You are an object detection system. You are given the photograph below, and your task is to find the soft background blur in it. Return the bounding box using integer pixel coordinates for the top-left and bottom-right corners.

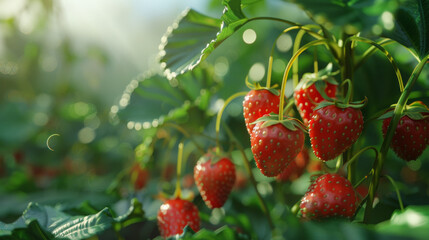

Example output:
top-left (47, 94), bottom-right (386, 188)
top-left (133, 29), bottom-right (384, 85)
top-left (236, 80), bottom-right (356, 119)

top-left (0, 0), bottom-right (213, 218)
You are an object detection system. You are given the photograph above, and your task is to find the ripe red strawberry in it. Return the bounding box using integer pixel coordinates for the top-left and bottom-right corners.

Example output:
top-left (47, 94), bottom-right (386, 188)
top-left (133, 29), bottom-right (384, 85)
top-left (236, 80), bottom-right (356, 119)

top-left (382, 115), bottom-right (427, 161)
top-left (194, 152), bottom-right (236, 209)
top-left (294, 66), bottom-right (338, 126)
top-left (300, 173), bottom-right (358, 219)
top-left (295, 82), bottom-right (337, 126)
top-left (251, 115), bottom-right (305, 177)
top-left (130, 163), bottom-right (150, 190)
top-left (309, 104), bottom-right (363, 161)
top-left (276, 147), bottom-right (310, 182)
top-left (243, 89), bottom-right (282, 134)
top-left (157, 198), bottom-right (200, 238)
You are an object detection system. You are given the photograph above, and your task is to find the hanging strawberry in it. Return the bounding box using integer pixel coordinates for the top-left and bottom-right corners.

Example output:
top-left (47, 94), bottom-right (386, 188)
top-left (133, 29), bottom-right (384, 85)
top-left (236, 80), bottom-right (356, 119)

top-left (308, 80), bottom-right (365, 161)
top-left (194, 150), bottom-right (236, 209)
top-left (250, 114), bottom-right (306, 177)
top-left (380, 101), bottom-right (429, 161)
top-left (294, 64), bottom-right (338, 126)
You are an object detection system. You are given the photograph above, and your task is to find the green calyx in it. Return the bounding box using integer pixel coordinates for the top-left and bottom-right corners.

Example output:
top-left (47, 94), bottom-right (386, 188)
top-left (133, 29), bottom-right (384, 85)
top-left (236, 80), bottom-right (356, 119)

top-left (199, 148), bottom-right (227, 165)
top-left (251, 113), bottom-right (307, 133)
top-left (378, 101), bottom-right (429, 121)
top-left (245, 75), bottom-right (280, 95)
top-left (313, 78), bottom-right (367, 111)
top-left (314, 97), bottom-right (368, 111)
top-left (296, 63), bottom-right (339, 103)
top-left (299, 63), bottom-right (339, 87)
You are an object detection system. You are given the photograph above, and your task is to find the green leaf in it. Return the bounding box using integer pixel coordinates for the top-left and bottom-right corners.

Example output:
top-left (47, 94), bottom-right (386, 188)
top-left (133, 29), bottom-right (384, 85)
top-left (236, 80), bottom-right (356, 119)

top-left (376, 205), bottom-right (429, 239)
top-left (114, 65), bottom-right (217, 129)
top-left (289, 0), bottom-right (396, 34)
top-left (0, 220), bottom-right (55, 240)
top-left (0, 199), bottom-right (145, 240)
top-left (384, 0), bottom-right (429, 59)
top-left (159, 0), bottom-right (248, 79)
top-left (167, 225), bottom-right (249, 240)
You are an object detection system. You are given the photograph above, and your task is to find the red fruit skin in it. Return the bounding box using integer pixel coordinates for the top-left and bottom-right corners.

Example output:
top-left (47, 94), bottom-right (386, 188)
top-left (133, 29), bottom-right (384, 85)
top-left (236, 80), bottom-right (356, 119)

top-left (300, 173), bottom-right (358, 219)
top-left (276, 148), bottom-right (310, 182)
top-left (382, 115), bottom-right (428, 161)
top-left (251, 121), bottom-right (305, 177)
top-left (309, 105), bottom-right (363, 161)
top-left (294, 81), bottom-right (337, 126)
top-left (157, 198), bottom-right (200, 238)
top-left (131, 163), bottom-right (150, 190)
top-left (243, 89), bottom-right (281, 134)
top-left (194, 156), bottom-right (236, 209)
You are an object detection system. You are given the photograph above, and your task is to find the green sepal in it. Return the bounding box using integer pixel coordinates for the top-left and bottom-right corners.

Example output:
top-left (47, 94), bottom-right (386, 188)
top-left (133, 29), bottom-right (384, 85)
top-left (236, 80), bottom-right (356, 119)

top-left (378, 101), bottom-right (429, 120)
top-left (245, 75), bottom-right (280, 95)
top-left (313, 97), bottom-right (368, 111)
top-left (198, 148), bottom-right (228, 165)
top-left (297, 63), bottom-right (339, 90)
top-left (251, 113), bottom-right (308, 133)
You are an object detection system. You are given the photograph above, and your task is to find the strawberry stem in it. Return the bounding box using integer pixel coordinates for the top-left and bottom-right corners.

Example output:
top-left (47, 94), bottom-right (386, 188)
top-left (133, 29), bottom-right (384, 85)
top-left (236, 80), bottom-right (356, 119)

top-left (279, 39), bottom-right (328, 121)
top-left (383, 175), bottom-right (404, 211)
top-left (354, 39), bottom-right (395, 70)
top-left (340, 79), bottom-right (353, 105)
top-left (347, 36), bottom-right (404, 92)
top-left (266, 56), bottom-right (273, 89)
top-left (344, 146), bottom-right (378, 182)
top-left (215, 92), bottom-right (248, 154)
top-left (222, 123), bottom-right (274, 231)
top-left (353, 173), bottom-right (371, 189)
top-left (364, 55), bottom-right (428, 223)
top-left (173, 142), bottom-right (184, 199)
top-left (313, 47), bottom-right (319, 77)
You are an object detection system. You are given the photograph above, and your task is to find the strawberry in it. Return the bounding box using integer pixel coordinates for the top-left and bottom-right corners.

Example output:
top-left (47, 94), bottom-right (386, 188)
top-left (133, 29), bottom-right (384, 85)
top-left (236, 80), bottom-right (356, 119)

top-left (300, 173), bottom-right (358, 219)
top-left (250, 114), bottom-right (305, 177)
top-left (276, 147), bottom-right (310, 182)
top-left (294, 64), bottom-right (338, 126)
top-left (194, 152), bottom-right (236, 209)
top-left (309, 104), bottom-right (364, 161)
top-left (130, 163), bottom-right (150, 190)
top-left (157, 198), bottom-right (200, 238)
top-left (381, 106), bottom-right (428, 161)
top-left (243, 89), bottom-right (282, 134)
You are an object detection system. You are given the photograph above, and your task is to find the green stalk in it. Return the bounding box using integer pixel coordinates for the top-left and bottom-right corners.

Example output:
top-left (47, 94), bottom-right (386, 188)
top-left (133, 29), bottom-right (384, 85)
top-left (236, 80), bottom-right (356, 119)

top-left (292, 29), bottom-right (306, 87)
top-left (354, 39), bottom-right (394, 70)
top-left (173, 142), bottom-right (185, 199)
top-left (279, 39), bottom-right (328, 120)
top-left (384, 175), bottom-right (404, 211)
top-left (266, 25), bottom-right (322, 88)
top-left (215, 92), bottom-right (248, 154)
top-left (341, 34), bottom-right (355, 181)
top-left (223, 124), bottom-right (274, 230)
top-left (364, 55), bottom-right (428, 222)
top-left (348, 36), bottom-right (404, 92)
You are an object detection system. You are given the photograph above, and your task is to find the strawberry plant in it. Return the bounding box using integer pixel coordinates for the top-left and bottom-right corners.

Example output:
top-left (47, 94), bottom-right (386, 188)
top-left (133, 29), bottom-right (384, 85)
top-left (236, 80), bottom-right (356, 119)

top-left (1, 0), bottom-right (429, 239)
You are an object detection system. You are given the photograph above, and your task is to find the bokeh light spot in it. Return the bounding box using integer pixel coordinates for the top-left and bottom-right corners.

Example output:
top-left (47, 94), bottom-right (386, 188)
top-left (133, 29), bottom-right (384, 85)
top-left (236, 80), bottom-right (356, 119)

top-left (78, 127), bottom-right (95, 144)
top-left (243, 29), bottom-right (257, 44)
top-left (276, 34), bottom-right (292, 52)
top-left (248, 62), bottom-right (265, 82)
